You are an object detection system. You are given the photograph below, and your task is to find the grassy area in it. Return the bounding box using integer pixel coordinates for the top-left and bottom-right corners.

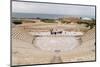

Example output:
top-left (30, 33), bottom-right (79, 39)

top-left (41, 19), bottom-right (56, 23)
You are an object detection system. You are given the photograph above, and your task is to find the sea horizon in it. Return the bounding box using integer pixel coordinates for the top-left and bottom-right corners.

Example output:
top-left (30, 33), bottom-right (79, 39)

top-left (12, 12), bottom-right (95, 19)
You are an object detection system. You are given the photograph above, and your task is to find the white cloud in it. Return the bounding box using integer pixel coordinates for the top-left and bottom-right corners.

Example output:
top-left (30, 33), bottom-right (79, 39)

top-left (12, 1), bottom-right (95, 17)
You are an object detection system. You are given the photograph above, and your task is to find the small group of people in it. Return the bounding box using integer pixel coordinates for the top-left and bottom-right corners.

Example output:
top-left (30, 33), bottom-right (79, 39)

top-left (50, 28), bottom-right (63, 35)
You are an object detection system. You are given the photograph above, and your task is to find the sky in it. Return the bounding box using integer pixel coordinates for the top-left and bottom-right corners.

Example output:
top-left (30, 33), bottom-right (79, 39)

top-left (12, 1), bottom-right (95, 17)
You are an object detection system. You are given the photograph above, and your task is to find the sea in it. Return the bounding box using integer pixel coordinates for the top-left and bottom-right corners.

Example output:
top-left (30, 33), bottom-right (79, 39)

top-left (12, 13), bottom-right (95, 19)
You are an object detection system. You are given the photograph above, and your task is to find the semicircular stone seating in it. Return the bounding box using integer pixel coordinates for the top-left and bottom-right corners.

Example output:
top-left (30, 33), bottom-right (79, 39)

top-left (60, 28), bottom-right (95, 62)
top-left (12, 24), bottom-right (95, 65)
top-left (12, 26), bottom-right (54, 65)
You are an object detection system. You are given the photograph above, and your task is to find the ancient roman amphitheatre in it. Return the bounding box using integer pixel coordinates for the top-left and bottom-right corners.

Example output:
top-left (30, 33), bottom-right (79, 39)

top-left (12, 16), bottom-right (96, 66)
top-left (12, 1), bottom-right (96, 66)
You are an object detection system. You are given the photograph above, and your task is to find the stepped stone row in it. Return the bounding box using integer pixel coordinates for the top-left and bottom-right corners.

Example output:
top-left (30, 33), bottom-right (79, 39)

top-left (12, 27), bottom-right (34, 44)
top-left (82, 28), bottom-right (95, 42)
